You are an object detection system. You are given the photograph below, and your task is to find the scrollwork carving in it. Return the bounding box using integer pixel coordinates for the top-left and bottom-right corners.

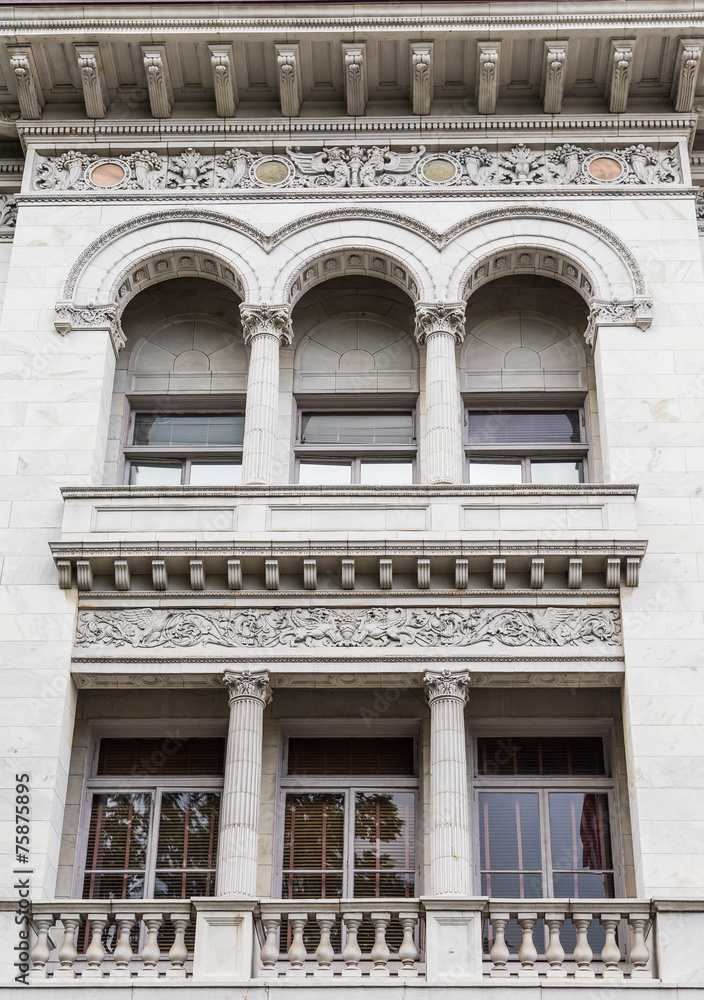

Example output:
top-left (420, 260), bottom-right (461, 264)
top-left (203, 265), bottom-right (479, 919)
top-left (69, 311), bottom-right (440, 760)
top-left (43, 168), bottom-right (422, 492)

top-left (74, 606), bottom-right (623, 651)
top-left (414, 302), bottom-right (466, 344)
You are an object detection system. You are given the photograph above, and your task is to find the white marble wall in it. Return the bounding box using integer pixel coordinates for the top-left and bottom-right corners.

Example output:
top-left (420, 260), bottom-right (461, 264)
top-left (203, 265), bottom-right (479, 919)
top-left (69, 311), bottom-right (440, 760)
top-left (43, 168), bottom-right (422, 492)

top-left (0, 188), bottom-right (703, 905)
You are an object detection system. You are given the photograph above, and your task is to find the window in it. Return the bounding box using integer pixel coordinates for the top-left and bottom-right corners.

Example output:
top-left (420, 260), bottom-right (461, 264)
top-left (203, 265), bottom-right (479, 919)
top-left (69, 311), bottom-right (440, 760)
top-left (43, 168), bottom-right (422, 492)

top-left (78, 737), bottom-right (225, 951)
top-left (278, 736), bottom-right (418, 953)
top-left (474, 734), bottom-right (620, 956)
top-left (295, 410), bottom-right (416, 485)
top-left (465, 408), bottom-right (588, 484)
top-left (124, 411), bottom-right (244, 486)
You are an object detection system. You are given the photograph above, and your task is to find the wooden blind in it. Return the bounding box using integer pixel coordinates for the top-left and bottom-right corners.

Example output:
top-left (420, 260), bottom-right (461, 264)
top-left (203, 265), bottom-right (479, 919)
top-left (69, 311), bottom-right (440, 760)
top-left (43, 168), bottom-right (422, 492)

top-left (82, 792), bottom-right (152, 900)
top-left (287, 737), bottom-right (414, 776)
top-left (97, 737), bottom-right (225, 776)
top-left (477, 736), bottom-right (606, 776)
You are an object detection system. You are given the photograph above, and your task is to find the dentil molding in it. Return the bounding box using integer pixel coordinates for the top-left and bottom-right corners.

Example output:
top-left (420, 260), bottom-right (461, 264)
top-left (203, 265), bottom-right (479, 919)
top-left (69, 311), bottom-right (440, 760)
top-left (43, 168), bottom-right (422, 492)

top-left (74, 606), bottom-right (622, 651)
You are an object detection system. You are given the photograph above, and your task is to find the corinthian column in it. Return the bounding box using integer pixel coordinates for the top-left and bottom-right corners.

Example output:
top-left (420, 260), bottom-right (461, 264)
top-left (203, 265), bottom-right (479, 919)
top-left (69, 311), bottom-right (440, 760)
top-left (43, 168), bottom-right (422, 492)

top-left (240, 304), bottom-right (293, 485)
top-left (415, 303), bottom-right (466, 484)
top-left (216, 669), bottom-right (272, 897)
top-left (425, 668), bottom-right (471, 896)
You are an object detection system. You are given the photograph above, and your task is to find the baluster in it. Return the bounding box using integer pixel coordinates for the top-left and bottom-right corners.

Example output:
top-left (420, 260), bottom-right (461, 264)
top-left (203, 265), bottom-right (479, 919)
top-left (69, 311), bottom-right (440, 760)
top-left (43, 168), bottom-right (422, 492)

top-left (398, 911), bottom-right (419, 978)
top-left (341, 911), bottom-right (362, 978)
top-left (286, 914), bottom-right (307, 978)
top-left (314, 912), bottom-right (335, 977)
top-left (601, 913), bottom-right (623, 978)
top-left (545, 912), bottom-right (566, 978)
top-left (138, 912), bottom-right (163, 978)
top-left (573, 913), bottom-right (595, 979)
top-left (83, 912), bottom-right (109, 979)
top-left (517, 912), bottom-right (538, 978)
top-left (166, 911), bottom-right (190, 979)
top-left (260, 913), bottom-right (281, 976)
top-left (29, 912), bottom-right (54, 980)
top-left (109, 912), bottom-right (135, 978)
top-left (370, 911), bottom-right (391, 978)
top-left (54, 913), bottom-right (80, 979)
top-left (628, 912), bottom-right (651, 979)
top-left (489, 912), bottom-right (511, 978)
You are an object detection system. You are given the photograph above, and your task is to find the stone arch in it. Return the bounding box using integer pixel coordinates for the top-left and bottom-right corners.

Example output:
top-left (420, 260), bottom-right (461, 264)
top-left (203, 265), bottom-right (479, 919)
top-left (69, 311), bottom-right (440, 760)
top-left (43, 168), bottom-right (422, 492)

top-left (55, 212), bottom-right (263, 351)
top-left (443, 206), bottom-right (651, 334)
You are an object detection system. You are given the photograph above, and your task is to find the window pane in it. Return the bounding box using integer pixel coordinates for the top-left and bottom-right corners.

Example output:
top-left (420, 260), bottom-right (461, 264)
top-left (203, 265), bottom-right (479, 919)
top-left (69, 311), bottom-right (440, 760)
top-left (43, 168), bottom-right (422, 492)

top-left (283, 793), bottom-right (345, 873)
top-left (530, 460), bottom-right (584, 484)
top-left (298, 461), bottom-right (352, 485)
top-left (155, 792), bottom-right (220, 871)
top-left (133, 413), bottom-right (245, 447)
top-left (301, 413), bottom-right (414, 445)
top-left (467, 411), bottom-right (581, 445)
top-left (469, 461), bottom-right (522, 485)
top-left (82, 793), bottom-right (151, 899)
top-left (188, 462), bottom-right (242, 486)
top-left (479, 792), bottom-right (542, 880)
top-left (129, 462), bottom-right (182, 486)
top-left (549, 793), bottom-right (613, 873)
top-left (354, 792), bottom-right (415, 882)
top-left (360, 461), bottom-right (414, 485)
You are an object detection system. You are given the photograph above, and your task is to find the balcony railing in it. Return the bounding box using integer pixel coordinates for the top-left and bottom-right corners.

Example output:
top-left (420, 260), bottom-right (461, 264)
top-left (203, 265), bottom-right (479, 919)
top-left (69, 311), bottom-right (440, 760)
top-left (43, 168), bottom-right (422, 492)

top-left (22, 896), bottom-right (669, 984)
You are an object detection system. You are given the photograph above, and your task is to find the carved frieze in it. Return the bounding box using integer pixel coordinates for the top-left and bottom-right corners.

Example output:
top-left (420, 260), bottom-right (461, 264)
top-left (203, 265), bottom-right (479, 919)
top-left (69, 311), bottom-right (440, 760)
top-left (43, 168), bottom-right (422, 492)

top-left (32, 142), bottom-right (682, 193)
top-left (74, 606), bottom-right (622, 651)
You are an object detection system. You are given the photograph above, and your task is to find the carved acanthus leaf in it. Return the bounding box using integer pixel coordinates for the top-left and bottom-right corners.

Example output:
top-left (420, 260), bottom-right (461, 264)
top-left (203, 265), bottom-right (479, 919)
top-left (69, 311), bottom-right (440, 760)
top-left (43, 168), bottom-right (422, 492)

top-left (275, 44), bottom-right (302, 117)
top-left (543, 41), bottom-right (568, 115)
top-left (606, 40), bottom-right (635, 114)
top-left (342, 43), bottom-right (367, 117)
top-left (75, 45), bottom-right (108, 119)
top-left (208, 43), bottom-right (238, 118)
top-left (8, 47), bottom-right (44, 120)
top-left (0, 194), bottom-right (17, 228)
top-left (424, 668), bottom-right (471, 704)
top-left (414, 302), bottom-right (466, 344)
top-left (476, 42), bottom-right (500, 115)
top-left (410, 43), bottom-right (433, 116)
top-left (223, 668), bottom-right (272, 706)
top-left (499, 144), bottom-right (545, 185)
top-left (142, 45), bottom-right (173, 119)
top-left (74, 606), bottom-right (623, 651)
top-left (239, 303), bottom-right (293, 345)
top-left (54, 301), bottom-right (124, 351)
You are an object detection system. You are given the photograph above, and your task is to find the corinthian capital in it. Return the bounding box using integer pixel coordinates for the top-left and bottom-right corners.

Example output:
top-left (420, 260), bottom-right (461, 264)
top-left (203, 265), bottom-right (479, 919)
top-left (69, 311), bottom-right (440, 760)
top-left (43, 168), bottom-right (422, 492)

top-left (414, 302), bottom-right (466, 345)
top-left (424, 668), bottom-right (471, 705)
top-left (239, 303), bottom-right (293, 346)
top-left (223, 669), bottom-right (272, 706)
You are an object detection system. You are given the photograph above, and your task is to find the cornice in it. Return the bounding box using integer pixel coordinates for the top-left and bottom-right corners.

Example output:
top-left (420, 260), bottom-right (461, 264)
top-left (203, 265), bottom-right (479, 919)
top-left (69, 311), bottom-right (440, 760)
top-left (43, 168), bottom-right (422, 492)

top-left (16, 114), bottom-right (697, 142)
top-left (60, 483), bottom-right (640, 499)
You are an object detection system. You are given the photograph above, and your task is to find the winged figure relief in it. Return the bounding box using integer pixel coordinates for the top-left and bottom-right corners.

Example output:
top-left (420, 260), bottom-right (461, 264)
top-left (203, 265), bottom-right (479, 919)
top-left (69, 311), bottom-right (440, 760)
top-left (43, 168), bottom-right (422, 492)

top-left (364, 145), bottom-right (426, 187)
top-left (286, 146), bottom-right (351, 187)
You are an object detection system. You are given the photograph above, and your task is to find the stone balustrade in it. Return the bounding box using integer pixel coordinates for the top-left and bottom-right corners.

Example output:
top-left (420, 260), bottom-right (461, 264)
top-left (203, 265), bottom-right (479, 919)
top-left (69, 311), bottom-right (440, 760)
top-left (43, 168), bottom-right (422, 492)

top-left (23, 897), bottom-right (663, 983)
top-left (486, 900), bottom-right (652, 980)
top-left (257, 898), bottom-right (421, 979)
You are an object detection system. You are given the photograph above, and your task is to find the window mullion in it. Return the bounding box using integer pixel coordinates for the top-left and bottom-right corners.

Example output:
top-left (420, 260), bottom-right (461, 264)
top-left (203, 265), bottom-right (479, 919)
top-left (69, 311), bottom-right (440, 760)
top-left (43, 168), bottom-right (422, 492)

top-left (539, 788), bottom-right (554, 899)
top-left (144, 788), bottom-right (161, 901)
top-left (344, 788), bottom-right (354, 898)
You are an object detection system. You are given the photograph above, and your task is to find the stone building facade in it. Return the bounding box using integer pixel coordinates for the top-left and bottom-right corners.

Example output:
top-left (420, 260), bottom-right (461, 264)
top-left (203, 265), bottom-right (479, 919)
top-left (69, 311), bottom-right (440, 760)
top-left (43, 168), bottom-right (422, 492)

top-left (0, 0), bottom-right (703, 995)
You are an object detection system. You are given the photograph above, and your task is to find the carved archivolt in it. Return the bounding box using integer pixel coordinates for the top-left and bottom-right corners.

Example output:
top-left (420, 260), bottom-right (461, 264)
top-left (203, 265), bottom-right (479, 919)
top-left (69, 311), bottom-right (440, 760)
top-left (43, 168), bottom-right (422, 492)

top-left (74, 606), bottom-right (622, 651)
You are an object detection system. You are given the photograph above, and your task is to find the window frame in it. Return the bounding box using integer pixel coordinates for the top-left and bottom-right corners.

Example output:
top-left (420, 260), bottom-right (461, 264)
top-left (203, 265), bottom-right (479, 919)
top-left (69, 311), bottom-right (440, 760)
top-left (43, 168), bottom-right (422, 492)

top-left (120, 397), bottom-right (246, 487)
top-left (273, 720), bottom-right (423, 900)
top-left (468, 720), bottom-right (625, 899)
top-left (292, 396), bottom-right (419, 485)
top-left (72, 722), bottom-right (227, 902)
top-left (463, 394), bottom-right (591, 485)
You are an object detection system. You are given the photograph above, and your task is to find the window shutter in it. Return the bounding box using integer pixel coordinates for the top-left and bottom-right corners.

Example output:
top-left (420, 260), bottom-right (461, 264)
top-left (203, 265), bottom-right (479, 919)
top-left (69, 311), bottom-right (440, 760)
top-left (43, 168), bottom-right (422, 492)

top-left (287, 737), bottom-right (414, 776)
top-left (97, 737), bottom-right (225, 776)
top-left (477, 736), bottom-right (606, 776)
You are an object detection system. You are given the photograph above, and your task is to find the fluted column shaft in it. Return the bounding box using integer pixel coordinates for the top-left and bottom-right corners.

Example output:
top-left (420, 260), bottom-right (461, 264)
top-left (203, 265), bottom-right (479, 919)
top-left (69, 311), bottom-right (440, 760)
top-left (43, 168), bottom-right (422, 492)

top-left (240, 304), bottom-right (293, 485)
top-left (425, 669), bottom-right (471, 896)
top-left (216, 669), bottom-right (272, 897)
top-left (415, 303), bottom-right (465, 485)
